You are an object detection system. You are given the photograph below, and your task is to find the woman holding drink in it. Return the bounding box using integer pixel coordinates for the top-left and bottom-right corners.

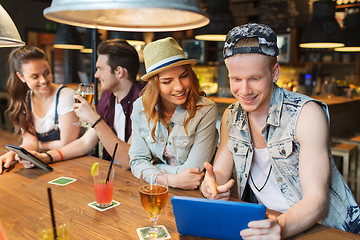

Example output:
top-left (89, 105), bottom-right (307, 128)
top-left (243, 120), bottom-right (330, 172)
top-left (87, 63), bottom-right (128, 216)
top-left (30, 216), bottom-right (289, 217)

top-left (129, 37), bottom-right (218, 190)
top-left (0, 45), bottom-right (80, 172)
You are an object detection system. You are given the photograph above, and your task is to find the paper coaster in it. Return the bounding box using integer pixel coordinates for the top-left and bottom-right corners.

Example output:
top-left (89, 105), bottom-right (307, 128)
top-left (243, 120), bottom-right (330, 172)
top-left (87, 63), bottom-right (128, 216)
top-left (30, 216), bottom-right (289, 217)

top-left (48, 177), bottom-right (77, 186)
top-left (88, 200), bottom-right (120, 211)
top-left (136, 225), bottom-right (171, 240)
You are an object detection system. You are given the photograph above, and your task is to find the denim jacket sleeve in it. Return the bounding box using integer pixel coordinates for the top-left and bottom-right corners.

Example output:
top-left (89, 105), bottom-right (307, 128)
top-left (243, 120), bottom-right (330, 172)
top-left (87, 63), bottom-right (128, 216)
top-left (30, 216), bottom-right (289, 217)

top-left (157, 99), bottom-right (218, 174)
top-left (129, 98), bottom-right (156, 179)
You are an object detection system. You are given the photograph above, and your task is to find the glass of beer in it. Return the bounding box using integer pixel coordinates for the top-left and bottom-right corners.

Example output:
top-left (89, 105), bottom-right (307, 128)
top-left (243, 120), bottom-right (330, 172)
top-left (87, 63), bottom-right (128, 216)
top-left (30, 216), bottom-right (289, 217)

top-left (139, 168), bottom-right (168, 239)
top-left (73, 83), bottom-right (94, 127)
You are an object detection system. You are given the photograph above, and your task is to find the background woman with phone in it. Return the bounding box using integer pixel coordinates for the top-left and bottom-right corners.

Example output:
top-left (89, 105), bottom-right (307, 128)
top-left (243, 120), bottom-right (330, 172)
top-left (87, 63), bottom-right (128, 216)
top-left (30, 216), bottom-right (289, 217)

top-left (0, 45), bottom-right (80, 173)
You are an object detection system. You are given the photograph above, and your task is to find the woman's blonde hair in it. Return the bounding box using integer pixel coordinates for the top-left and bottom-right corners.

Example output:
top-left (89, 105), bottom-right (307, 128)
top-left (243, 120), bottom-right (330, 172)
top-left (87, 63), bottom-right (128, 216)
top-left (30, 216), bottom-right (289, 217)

top-left (141, 65), bottom-right (205, 141)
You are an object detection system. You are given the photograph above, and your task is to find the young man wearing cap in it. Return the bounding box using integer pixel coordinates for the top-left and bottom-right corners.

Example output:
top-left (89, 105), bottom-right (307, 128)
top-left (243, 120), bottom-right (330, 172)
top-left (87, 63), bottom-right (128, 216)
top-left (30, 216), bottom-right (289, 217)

top-left (27, 39), bottom-right (144, 169)
top-left (200, 23), bottom-right (360, 238)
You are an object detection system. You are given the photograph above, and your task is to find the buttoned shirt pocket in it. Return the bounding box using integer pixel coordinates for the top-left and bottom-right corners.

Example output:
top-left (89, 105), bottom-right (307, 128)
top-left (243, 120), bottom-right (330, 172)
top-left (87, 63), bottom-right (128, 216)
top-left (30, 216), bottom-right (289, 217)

top-left (139, 127), bottom-right (156, 146)
top-left (228, 136), bottom-right (250, 172)
top-left (268, 139), bottom-right (298, 176)
top-left (173, 135), bottom-right (195, 164)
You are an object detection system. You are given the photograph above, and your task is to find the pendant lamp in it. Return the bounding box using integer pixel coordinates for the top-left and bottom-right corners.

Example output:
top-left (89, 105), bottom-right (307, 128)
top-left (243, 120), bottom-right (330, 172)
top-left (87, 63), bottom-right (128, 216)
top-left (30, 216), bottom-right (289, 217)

top-left (194, 0), bottom-right (235, 41)
top-left (81, 28), bottom-right (101, 53)
top-left (108, 31), bottom-right (145, 46)
top-left (43, 0), bottom-right (209, 32)
top-left (0, 4), bottom-right (25, 47)
top-left (53, 24), bottom-right (84, 50)
top-left (335, 10), bottom-right (360, 52)
top-left (300, 0), bottom-right (344, 48)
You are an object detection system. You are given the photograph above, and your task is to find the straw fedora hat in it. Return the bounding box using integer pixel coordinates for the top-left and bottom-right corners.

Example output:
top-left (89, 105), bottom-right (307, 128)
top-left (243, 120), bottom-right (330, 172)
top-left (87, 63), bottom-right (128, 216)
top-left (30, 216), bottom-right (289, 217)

top-left (141, 37), bottom-right (196, 81)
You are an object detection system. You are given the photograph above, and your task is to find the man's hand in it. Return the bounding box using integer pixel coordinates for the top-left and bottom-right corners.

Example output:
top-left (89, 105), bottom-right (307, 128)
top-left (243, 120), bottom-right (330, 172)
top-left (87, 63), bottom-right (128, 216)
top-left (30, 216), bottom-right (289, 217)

top-left (240, 214), bottom-right (281, 240)
top-left (200, 162), bottom-right (234, 200)
top-left (73, 95), bottom-right (99, 125)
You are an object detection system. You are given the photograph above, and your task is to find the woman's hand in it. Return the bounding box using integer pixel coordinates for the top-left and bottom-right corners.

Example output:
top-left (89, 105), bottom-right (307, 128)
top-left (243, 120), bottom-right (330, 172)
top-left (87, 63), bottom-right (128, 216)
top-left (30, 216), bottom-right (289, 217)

top-left (17, 151), bottom-right (51, 169)
top-left (0, 151), bottom-right (16, 174)
top-left (169, 168), bottom-right (205, 190)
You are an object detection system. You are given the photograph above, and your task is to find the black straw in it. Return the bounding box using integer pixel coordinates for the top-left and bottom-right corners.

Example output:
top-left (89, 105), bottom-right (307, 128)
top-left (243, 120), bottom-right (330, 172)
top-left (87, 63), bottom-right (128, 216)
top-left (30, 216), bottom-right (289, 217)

top-left (106, 143), bottom-right (118, 183)
top-left (47, 188), bottom-right (57, 239)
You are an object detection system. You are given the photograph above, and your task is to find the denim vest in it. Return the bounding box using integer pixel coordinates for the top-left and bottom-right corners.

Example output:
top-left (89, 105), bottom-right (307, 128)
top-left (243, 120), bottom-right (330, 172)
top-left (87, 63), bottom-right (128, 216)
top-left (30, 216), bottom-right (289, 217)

top-left (226, 84), bottom-right (360, 234)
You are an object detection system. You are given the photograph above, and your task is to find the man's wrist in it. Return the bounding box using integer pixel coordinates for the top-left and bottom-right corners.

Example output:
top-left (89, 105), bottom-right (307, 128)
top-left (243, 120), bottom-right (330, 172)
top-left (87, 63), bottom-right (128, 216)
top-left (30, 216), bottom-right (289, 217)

top-left (91, 116), bottom-right (103, 128)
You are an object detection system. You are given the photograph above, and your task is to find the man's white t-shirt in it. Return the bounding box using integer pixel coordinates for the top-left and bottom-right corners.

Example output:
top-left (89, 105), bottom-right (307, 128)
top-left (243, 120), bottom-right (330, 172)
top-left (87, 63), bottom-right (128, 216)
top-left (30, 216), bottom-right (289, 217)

top-left (31, 86), bottom-right (75, 135)
top-left (113, 99), bottom-right (126, 142)
top-left (249, 147), bottom-right (290, 213)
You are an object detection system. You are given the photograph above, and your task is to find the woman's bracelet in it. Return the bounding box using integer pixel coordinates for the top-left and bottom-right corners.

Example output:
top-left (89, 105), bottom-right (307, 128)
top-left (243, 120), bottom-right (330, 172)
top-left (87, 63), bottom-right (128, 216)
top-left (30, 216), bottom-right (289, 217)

top-left (44, 152), bottom-right (53, 163)
top-left (55, 149), bottom-right (63, 161)
top-left (91, 116), bottom-right (103, 128)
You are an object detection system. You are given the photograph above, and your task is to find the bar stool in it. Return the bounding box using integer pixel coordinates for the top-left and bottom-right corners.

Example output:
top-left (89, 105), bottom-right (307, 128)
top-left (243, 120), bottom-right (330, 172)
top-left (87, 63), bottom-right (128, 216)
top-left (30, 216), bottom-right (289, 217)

top-left (331, 139), bottom-right (358, 202)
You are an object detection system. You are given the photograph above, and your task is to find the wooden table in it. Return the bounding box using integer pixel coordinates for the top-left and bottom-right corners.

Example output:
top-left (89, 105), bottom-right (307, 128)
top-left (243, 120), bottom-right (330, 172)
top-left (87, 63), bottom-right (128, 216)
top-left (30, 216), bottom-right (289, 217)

top-left (0, 130), bottom-right (359, 239)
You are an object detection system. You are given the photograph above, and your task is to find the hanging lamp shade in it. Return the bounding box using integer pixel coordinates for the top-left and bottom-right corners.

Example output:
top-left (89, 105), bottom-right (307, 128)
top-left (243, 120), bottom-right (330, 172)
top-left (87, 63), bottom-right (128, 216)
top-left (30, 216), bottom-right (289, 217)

top-left (43, 0), bottom-right (209, 32)
top-left (300, 0), bottom-right (344, 48)
top-left (53, 24), bottom-right (84, 50)
top-left (153, 31), bottom-right (174, 41)
top-left (0, 4), bottom-right (25, 47)
top-left (194, 0), bottom-right (235, 41)
top-left (108, 31), bottom-right (145, 46)
top-left (81, 28), bottom-right (101, 53)
top-left (335, 10), bottom-right (360, 52)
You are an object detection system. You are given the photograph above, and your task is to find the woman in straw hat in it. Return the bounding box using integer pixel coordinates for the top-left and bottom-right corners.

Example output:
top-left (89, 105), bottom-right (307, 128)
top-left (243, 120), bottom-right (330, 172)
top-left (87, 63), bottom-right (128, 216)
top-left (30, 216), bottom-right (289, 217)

top-left (129, 37), bottom-right (218, 189)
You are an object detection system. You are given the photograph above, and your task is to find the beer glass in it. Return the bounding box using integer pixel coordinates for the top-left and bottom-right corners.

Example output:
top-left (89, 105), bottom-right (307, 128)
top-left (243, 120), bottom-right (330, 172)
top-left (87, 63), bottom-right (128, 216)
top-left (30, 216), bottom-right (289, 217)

top-left (73, 83), bottom-right (94, 127)
top-left (139, 168), bottom-right (168, 239)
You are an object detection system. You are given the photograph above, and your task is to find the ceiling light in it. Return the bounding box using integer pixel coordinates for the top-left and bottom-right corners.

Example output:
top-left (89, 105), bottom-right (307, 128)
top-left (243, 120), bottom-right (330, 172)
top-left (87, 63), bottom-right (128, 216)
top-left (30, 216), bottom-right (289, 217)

top-left (43, 0), bottom-right (209, 32)
top-left (108, 31), bottom-right (145, 46)
top-left (81, 28), bottom-right (101, 53)
top-left (194, 0), bottom-right (235, 41)
top-left (335, 10), bottom-right (360, 52)
top-left (53, 24), bottom-right (84, 50)
top-left (300, 0), bottom-right (344, 48)
top-left (0, 4), bottom-right (25, 47)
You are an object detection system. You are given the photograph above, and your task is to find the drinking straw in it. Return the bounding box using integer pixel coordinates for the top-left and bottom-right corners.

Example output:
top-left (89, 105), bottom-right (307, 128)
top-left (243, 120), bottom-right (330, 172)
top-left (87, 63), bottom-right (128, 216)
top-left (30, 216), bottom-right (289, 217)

top-left (47, 188), bottom-right (57, 240)
top-left (106, 143), bottom-right (118, 183)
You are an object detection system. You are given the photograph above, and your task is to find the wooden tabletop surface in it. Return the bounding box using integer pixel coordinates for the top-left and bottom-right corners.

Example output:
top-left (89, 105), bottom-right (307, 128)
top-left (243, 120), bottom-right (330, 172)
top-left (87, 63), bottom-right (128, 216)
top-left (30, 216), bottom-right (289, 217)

top-left (0, 129), bottom-right (359, 239)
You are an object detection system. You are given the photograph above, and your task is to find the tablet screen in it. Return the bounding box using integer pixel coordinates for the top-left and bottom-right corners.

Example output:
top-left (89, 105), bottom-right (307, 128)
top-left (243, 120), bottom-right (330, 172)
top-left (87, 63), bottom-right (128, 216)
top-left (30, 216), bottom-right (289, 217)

top-left (5, 144), bottom-right (53, 171)
top-left (172, 196), bottom-right (266, 239)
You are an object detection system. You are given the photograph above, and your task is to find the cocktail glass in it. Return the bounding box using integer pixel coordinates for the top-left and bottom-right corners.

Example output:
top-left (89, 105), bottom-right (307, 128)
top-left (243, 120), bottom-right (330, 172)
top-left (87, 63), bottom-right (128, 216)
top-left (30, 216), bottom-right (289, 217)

top-left (93, 165), bottom-right (114, 208)
top-left (37, 213), bottom-right (71, 240)
top-left (139, 168), bottom-right (168, 239)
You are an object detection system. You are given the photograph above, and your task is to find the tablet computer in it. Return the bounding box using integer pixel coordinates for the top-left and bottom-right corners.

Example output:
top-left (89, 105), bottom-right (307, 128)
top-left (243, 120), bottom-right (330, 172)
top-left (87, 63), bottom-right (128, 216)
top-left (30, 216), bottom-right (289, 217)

top-left (5, 144), bottom-right (53, 171)
top-left (171, 196), bottom-right (266, 240)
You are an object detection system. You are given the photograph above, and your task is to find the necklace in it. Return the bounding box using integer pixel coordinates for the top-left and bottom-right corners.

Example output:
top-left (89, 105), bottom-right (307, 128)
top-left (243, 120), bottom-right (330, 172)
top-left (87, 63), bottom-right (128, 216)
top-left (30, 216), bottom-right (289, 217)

top-left (161, 111), bottom-right (173, 121)
top-left (249, 165), bottom-right (272, 192)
